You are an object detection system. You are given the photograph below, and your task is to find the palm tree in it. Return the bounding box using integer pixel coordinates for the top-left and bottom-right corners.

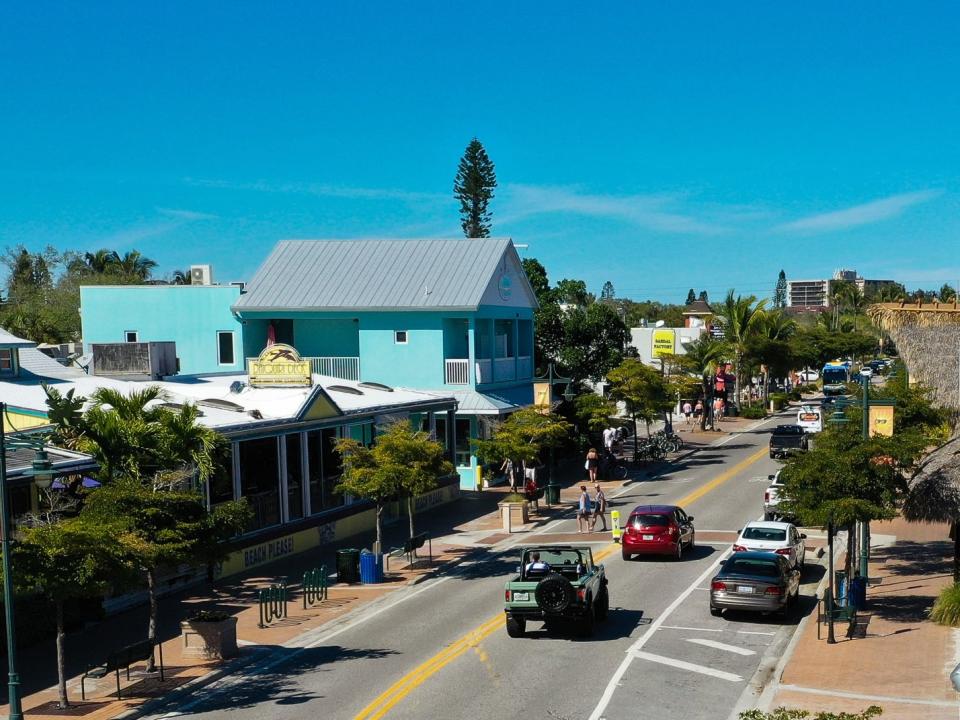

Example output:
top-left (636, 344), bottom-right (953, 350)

top-left (760, 310), bottom-right (798, 341)
top-left (116, 251), bottom-right (158, 281)
top-left (82, 386), bottom-right (167, 481)
top-left (83, 249), bottom-right (121, 274)
top-left (171, 268), bottom-right (192, 285)
top-left (716, 291), bottom-right (767, 409)
top-left (156, 403), bottom-right (218, 487)
top-left (874, 284), bottom-right (907, 303)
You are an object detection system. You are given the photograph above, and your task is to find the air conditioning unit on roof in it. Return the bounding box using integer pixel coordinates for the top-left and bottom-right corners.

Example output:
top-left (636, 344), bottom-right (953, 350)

top-left (191, 265), bottom-right (213, 285)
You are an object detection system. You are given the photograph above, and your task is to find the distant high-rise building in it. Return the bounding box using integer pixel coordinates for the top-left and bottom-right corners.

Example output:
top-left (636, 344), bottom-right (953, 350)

top-left (786, 269), bottom-right (897, 311)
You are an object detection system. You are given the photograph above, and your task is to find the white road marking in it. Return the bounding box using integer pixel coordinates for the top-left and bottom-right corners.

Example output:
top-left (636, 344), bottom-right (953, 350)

top-left (661, 625), bottom-right (722, 633)
top-left (587, 550), bottom-right (731, 720)
top-left (736, 630), bottom-right (777, 636)
top-left (686, 638), bottom-right (756, 656)
top-left (632, 650), bottom-right (744, 682)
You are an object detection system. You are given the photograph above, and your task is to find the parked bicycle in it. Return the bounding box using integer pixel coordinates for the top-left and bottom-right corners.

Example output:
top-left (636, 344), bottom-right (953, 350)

top-left (598, 449), bottom-right (628, 480)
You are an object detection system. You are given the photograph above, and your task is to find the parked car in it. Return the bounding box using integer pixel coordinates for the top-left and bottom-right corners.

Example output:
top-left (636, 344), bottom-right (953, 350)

top-left (797, 370), bottom-right (819, 383)
top-left (621, 505), bottom-right (695, 561)
top-left (733, 520), bottom-right (806, 569)
top-left (769, 424), bottom-right (809, 459)
top-left (710, 551), bottom-right (800, 618)
top-left (503, 545), bottom-right (609, 638)
top-left (763, 471), bottom-right (784, 521)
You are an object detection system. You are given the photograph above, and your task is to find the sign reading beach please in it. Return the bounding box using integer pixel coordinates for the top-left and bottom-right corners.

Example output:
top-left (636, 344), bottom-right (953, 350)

top-left (249, 343), bottom-right (312, 388)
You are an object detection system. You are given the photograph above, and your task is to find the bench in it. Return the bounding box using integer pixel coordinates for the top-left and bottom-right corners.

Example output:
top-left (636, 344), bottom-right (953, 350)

top-left (385, 533), bottom-right (432, 571)
top-left (81, 639), bottom-right (165, 700)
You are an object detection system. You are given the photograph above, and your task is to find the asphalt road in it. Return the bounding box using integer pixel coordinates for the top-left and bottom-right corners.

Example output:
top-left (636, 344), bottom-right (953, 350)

top-left (148, 414), bottom-right (826, 720)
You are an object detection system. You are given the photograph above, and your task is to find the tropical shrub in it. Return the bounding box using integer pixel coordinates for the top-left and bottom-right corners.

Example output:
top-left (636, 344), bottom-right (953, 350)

top-left (931, 582), bottom-right (960, 626)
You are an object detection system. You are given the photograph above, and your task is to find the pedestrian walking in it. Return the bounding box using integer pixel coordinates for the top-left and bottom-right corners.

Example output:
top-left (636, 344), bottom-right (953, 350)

top-left (682, 400), bottom-right (693, 425)
top-left (584, 447), bottom-right (600, 483)
top-left (577, 485), bottom-right (592, 533)
top-left (603, 426), bottom-right (615, 454)
top-left (590, 483), bottom-right (608, 532)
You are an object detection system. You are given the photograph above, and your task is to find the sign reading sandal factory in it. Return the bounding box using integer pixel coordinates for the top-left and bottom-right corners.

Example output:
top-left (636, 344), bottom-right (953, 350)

top-left (249, 343), bottom-right (313, 387)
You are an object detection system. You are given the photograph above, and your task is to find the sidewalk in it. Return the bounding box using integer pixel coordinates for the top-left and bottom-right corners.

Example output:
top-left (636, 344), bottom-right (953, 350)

top-left (2, 415), bottom-right (765, 719)
top-left (768, 517), bottom-right (960, 719)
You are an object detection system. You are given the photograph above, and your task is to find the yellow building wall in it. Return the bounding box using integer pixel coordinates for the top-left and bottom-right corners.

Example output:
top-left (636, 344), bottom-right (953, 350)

top-left (4, 409), bottom-right (50, 431)
top-left (214, 480), bottom-right (460, 579)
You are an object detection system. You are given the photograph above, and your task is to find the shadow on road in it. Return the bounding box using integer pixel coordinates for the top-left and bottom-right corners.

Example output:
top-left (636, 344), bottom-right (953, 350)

top-left (623, 544), bottom-right (716, 563)
top-left (519, 609), bottom-right (647, 643)
top-left (164, 645), bottom-right (399, 715)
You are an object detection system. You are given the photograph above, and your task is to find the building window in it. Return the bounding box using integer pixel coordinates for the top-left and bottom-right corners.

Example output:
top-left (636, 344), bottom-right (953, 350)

top-left (124, 331), bottom-right (139, 343)
top-left (217, 331), bottom-right (235, 365)
top-left (208, 441), bottom-right (235, 508)
top-left (307, 427), bottom-right (343, 514)
top-left (0, 349), bottom-right (13, 375)
top-left (237, 437), bottom-right (281, 531)
top-left (395, 330), bottom-right (408, 344)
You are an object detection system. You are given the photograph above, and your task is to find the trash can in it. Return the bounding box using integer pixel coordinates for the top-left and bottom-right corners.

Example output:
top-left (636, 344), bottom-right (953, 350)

top-left (359, 550), bottom-right (383, 584)
top-left (546, 483), bottom-right (561, 505)
top-left (848, 576), bottom-right (867, 609)
top-left (336, 548), bottom-right (361, 584)
top-left (835, 570), bottom-right (847, 606)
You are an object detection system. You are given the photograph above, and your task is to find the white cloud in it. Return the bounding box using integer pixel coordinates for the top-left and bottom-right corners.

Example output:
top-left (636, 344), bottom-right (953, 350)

top-left (156, 207), bottom-right (219, 221)
top-left (183, 177), bottom-right (445, 204)
top-left (498, 184), bottom-right (729, 234)
top-left (775, 190), bottom-right (943, 233)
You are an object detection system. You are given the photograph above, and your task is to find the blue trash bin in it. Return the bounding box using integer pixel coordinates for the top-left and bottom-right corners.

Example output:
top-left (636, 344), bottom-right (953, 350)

top-left (359, 550), bottom-right (383, 584)
top-left (848, 576), bottom-right (867, 609)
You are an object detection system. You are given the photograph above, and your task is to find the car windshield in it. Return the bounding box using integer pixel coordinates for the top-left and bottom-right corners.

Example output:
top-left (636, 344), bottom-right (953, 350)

top-left (526, 549), bottom-right (586, 567)
top-left (632, 514), bottom-right (671, 527)
top-left (742, 527), bottom-right (787, 541)
top-left (724, 558), bottom-right (780, 577)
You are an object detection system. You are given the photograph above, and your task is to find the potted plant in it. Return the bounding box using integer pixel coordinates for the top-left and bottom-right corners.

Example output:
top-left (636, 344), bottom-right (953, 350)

top-left (498, 492), bottom-right (530, 531)
top-left (180, 609), bottom-right (238, 660)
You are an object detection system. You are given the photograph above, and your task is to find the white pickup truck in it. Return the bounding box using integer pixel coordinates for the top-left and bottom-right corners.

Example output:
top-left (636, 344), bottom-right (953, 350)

top-left (763, 470), bottom-right (785, 521)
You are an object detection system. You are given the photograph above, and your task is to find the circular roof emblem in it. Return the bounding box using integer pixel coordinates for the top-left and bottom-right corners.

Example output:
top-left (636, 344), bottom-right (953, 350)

top-left (498, 273), bottom-right (512, 301)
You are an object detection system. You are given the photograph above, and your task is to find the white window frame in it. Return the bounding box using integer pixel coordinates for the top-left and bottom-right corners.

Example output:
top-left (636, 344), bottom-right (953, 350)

top-left (0, 349), bottom-right (13, 375)
top-left (394, 330), bottom-right (408, 345)
top-left (217, 330), bottom-right (235, 366)
top-left (124, 331), bottom-right (139, 343)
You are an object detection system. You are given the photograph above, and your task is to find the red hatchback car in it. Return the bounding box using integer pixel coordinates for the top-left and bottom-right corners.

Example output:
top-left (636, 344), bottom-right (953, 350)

top-left (621, 505), bottom-right (695, 561)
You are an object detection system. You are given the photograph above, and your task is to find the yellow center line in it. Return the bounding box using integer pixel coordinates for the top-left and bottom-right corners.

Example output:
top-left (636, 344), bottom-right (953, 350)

top-left (354, 445), bottom-right (768, 719)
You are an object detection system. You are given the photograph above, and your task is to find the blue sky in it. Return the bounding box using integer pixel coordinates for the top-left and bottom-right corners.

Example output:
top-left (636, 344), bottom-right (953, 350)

top-left (2, 2), bottom-right (959, 301)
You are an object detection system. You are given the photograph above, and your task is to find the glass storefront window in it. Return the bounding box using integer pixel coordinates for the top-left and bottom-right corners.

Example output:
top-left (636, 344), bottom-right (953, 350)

top-left (455, 418), bottom-right (472, 468)
top-left (238, 437), bottom-right (280, 531)
top-left (208, 440), bottom-right (235, 507)
top-left (285, 433), bottom-right (304, 521)
top-left (307, 427), bottom-right (343, 514)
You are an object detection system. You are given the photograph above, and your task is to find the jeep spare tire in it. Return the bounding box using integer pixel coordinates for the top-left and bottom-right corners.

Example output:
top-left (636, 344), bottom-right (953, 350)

top-left (535, 573), bottom-right (575, 612)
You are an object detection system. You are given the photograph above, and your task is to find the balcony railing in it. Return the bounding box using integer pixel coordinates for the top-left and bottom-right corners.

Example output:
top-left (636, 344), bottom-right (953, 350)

top-left (475, 358), bottom-right (492, 384)
top-left (517, 355), bottom-right (532, 379)
top-left (493, 357), bottom-right (516, 382)
top-left (444, 358), bottom-right (470, 385)
top-left (246, 356), bottom-right (360, 382)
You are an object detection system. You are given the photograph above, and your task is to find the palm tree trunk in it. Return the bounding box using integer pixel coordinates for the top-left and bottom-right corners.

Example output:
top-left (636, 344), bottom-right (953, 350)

top-left (56, 600), bottom-right (69, 708)
top-left (146, 567), bottom-right (158, 672)
top-left (375, 502), bottom-right (384, 554)
top-left (407, 495), bottom-right (417, 557)
top-left (632, 413), bottom-right (639, 457)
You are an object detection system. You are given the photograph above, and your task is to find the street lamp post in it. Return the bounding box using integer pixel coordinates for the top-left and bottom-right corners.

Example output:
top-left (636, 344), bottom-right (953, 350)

top-left (859, 371), bottom-right (871, 579)
top-left (533, 364), bottom-right (574, 490)
top-left (826, 515), bottom-right (836, 644)
top-left (0, 402), bottom-right (55, 720)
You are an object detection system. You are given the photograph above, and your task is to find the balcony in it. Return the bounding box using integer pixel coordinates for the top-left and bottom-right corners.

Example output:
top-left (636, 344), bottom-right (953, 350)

top-left (475, 359), bottom-right (492, 384)
top-left (246, 356), bottom-right (360, 382)
top-left (444, 358), bottom-right (470, 385)
top-left (493, 357), bottom-right (516, 382)
top-left (517, 355), bottom-right (532, 379)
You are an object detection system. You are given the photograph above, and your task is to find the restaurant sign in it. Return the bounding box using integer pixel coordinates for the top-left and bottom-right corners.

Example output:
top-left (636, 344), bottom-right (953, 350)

top-left (249, 343), bottom-right (312, 388)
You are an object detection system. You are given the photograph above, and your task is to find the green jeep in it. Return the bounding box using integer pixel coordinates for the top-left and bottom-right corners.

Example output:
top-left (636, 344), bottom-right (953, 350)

top-left (503, 545), bottom-right (609, 638)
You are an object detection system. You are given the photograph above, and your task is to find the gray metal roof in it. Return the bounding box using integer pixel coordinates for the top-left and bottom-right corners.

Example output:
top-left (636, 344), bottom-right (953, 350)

top-left (234, 238), bottom-right (522, 312)
top-left (447, 385), bottom-right (534, 415)
top-left (0, 328), bottom-right (36, 348)
top-left (17, 348), bottom-right (86, 380)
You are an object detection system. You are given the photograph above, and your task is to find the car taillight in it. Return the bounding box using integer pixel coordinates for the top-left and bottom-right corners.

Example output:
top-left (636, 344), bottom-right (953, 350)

top-left (732, 544), bottom-right (747, 552)
top-left (668, 525), bottom-right (678, 536)
top-left (764, 586), bottom-right (783, 596)
top-left (711, 581), bottom-right (727, 591)
top-left (576, 588), bottom-right (587, 602)
top-left (764, 491), bottom-right (770, 502)
top-left (505, 589), bottom-right (511, 602)
top-left (774, 548), bottom-right (792, 555)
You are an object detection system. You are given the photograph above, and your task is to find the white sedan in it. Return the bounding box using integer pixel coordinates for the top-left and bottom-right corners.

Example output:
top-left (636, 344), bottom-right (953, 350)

top-left (733, 520), bottom-right (806, 570)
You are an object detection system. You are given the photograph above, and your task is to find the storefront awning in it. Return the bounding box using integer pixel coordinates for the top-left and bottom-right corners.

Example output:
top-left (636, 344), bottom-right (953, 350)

top-left (447, 385), bottom-right (534, 415)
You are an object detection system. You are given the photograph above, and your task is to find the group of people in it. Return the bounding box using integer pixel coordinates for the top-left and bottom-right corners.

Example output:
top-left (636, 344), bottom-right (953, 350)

top-left (680, 397), bottom-right (726, 431)
top-left (576, 482), bottom-right (607, 533)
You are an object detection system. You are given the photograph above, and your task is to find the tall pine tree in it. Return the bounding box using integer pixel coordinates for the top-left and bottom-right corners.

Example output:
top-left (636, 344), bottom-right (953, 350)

top-left (685, 288), bottom-right (696, 304)
top-left (601, 281), bottom-right (616, 300)
top-left (774, 269), bottom-right (787, 309)
top-left (698, 290), bottom-right (709, 303)
top-left (454, 138), bottom-right (497, 238)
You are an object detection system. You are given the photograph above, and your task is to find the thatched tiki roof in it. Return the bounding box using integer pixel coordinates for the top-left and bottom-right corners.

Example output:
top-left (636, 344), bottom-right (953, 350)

top-left (901, 434), bottom-right (960, 523)
top-left (868, 301), bottom-right (960, 410)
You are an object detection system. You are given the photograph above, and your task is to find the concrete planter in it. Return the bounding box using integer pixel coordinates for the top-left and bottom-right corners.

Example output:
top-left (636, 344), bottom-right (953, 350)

top-left (498, 501), bottom-right (529, 531)
top-left (181, 616), bottom-right (238, 660)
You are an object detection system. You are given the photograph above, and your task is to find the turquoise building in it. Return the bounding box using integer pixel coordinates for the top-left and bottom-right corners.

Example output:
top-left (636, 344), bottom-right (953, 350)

top-left (80, 238), bottom-right (538, 488)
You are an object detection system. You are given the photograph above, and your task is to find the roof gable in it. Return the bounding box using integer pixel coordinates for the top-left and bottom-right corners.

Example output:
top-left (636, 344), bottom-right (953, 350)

top-left (235, 238), bottom-right (528, 312)
top-left (478, 245), bottom-right (538, 309)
